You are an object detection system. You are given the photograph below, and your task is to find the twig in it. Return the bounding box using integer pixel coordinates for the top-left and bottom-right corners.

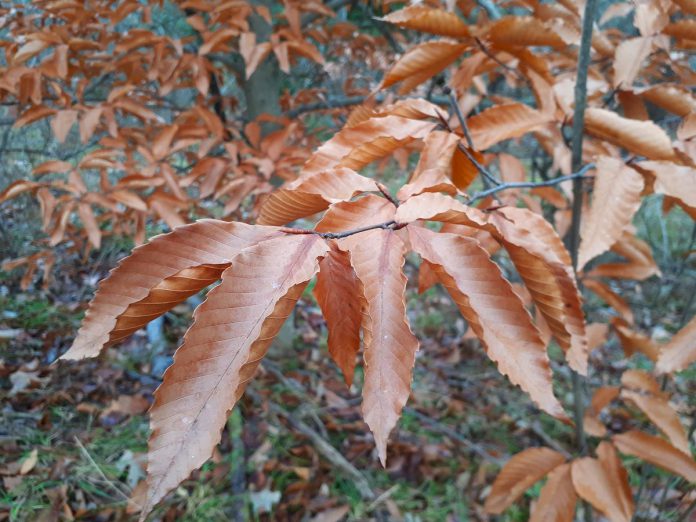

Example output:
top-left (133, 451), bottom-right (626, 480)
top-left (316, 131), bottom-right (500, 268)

top-left (403, 407), bottom-right (503, 466)
top-left (248, 390), bottom-right (375, 500)
top-left (366, 485), bottom-right (399, 513)
top-left (377, 182), bottom-right (399, 207)
top-left (442, 87), bottom-right (501, 190)
top-left (73, 436), bottom-right (133, 503)
top-left (281, 220), bottom-right (399, 240)
top-left (467, 164), bottom-right (594, 205)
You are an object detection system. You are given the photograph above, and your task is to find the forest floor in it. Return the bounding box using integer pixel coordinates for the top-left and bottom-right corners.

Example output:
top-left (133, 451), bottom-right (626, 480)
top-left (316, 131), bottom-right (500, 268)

top-left (1, 196), bottom-right (694, 522)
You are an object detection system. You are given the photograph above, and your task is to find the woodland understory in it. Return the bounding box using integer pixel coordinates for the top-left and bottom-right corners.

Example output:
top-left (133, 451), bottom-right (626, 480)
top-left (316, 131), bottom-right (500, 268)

top-left (1, 1), bottom-right (695, 521)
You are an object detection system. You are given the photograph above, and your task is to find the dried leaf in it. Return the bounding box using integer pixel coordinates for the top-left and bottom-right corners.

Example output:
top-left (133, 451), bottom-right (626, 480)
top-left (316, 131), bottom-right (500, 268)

top-left (62, 221), bottom-right (279, 359)
top-left (613, 431), bottom-right (696, 482)
top-left (467, 103), bottom-right (551, 150)
top-left (571, 442), bottom-right (634, 522)
top-left (142, 234), bottom-right (329, 516)
top-left (578, 157), bottom-right (644, 270)
top-left (656, 315), bottom-right (696, 374)
top-left (257, 168), bottom-right (378, 226)
top-left (530, 463), bottom-right (577, 522)
top-left (637, 161), bottom-right (696, 208)
top-left (483, 447), bottom-right (566, 514)
top-left (620, 389), bottom-right (690, 454)
top-left (381, 40), bottom-right (467, 94)
top-left (409, 226), bottom-right (565, 419)
top-left (381, 6), bottom-right (469, 37)
top-left (485, 16), bottom-right (565, 48)
top-left (303, 116), bottom-right (437, 176)
top-left (584, 108), bottom-right (675, 160)
top-left (613, 37), bottom-right (653, 88)
top-left (313, 245), bottom-right (363, 386)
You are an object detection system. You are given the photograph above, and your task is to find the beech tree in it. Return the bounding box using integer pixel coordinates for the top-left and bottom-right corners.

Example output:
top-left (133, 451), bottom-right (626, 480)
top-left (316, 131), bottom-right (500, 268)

top-left (1, 0), bottom-right (695, 520)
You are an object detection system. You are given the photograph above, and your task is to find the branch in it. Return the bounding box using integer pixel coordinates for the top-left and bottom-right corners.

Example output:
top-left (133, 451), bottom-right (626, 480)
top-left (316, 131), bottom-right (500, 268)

top-left (281, 220), bottom-right (400, 240)
top-left (443, 87), bottom-right (501, 190)
top-left (285, 93), bottom-right (450, 119)
top-left (467, 164), bottom-right (595, 205)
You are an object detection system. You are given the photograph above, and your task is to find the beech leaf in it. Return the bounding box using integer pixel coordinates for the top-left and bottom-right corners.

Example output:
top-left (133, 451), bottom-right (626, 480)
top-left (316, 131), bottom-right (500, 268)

top-left (530, 463), bottom-right (577, 522)
top-left (483, 447), bottom-right (566, 514)
top-left (381, 6), bottom-right (469, 38)
top-left (571, 442), bottom-right (634, 522)
top-left (409, 226), bottom-right (566, 419)
top-left (578, 157), bottom-right (644, 270)
top-left (142, 234), bottom-right (329, 517)
top-left (613, 430), bottom-right (696, 482)
top-left (62, 221), bottom-right (279, 360)
top-left (656, 315), bottom-right (696, 374)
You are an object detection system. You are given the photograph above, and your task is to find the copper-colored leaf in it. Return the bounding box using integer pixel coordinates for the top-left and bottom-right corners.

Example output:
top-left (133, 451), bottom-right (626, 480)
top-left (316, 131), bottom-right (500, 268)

top-left (637, 161), bottom-right (696, 208)
top-left (613, 431), bottom-right (696, 482)
top-left (62, 221), bottom-right (279, 360)
top-left (313, 244), bottom-right (363, 386)
top-left (317, 196), bottom-right (417, 464)
top-left (612, 319), bottom-right (660, 361)
top-left (640, 84), bottom-right (696, 117)
top-left (142, 234), bottom-right (329, 516)
top-left (578, 157), bottom-right (644, 270)
top-left (530, 463), bottom-right (577, 522)
top-left (51, 110), bottom-right (78, 143)
top-left (656, 315), bottom-right (696, 374)
top-left (613, 37), bottom-right (652, 88)
top-left (302, 116), bottom-right (437, 176)
top-left (492, 207), bottom-right (588, 375)
top-left (78, 203), bottom-right (101, 249)
top-left (584, 108), bottom-right (675, 160)
top-left (584, 386), bottom-right (620, 437)
top-left (467, 103), bottom-right (551, 150)
top-left (257, 168), bottom-right (378, 226)
top-left (397, 130), bottom-right (459, 200)
top-left (485, 16), bottom-right (565, 48)
top-left (381, 40), bottom-right (467, 94)
top-left (483, 447), bottom-right (566, 514)
top-left (583, 278), bottom-right (634, 324)
top-left (620, 389), bottom-right (690, 454)
top-left (409, 226), bottom-right (565, 419)
top-left (381, 6), bottom-right (469, 38)
top-left (571, 442), bottom-right (634, 522)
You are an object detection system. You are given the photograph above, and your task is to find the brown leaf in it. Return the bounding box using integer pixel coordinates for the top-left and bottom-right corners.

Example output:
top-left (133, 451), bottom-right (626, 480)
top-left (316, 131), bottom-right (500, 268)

top-left (409, 226), bottom-right (565, 419)
top-left (313, 244), bottom-right (363, 386)
top-left (78, 203), bottom-right (101, 249)
top-left (613, 37), bottom-right (653, 88)
top-left (636, 161), bottom-right (696, 208)
top-left (571, 442), bottom-right (634, 522)
top-left (381, 40), bottom-right (467, 94)
top-left (584, 108), bottom-right (675, 160)
top-left (142, 234), bottom-right (329, 517)
top-left (303, 116), bottom-right (437, 176)
top-left (485, 16), bottom-right (565, 48)
top-left (578, 157), bottom-right (644, 270)
top-left (152, 124), bottom-right (179, 161)
top-left (257, 168), bottom-right (379, 226)
top-left (584, 386), bottom-right (620, 437)
top-left (656, 315), bottom-right (696, 374)
top-left (397, 130), bottom-right (459, 200)
top-left (381, 6), bottom-right (469, 38)
top-left (639, 84), bottom-right (696, 117)
top-left (620, 389), bottom-right (690, 454)
top-left (467, 103), bottom-right (551, 150)
top-left (483, 447), bottom-right (566, 514)
top-left (613, 431), bottom-right (696, 482)
top-left (62, 221), bottom-right (279, 360)
top-left (530, 463), bottom-right (577, 522)
top-left (583, 278), bottom-right (634, 324)
top-left (612, 319), bottom-right (660, 361)
top-left (51, 110), bottom-right (78, 143)
top-left (20, 449), bottom-right (38, 475)
top-left (491, 207), bottom-right (588, 375)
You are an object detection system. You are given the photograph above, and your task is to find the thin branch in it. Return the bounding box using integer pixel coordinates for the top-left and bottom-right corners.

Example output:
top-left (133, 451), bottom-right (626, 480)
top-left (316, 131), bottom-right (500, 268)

top-left (467, 164), bottom-right (595, 205)
top-left (442, 88), bottom-right (501, 189)
top-left (566, 0), bottom-right (599, 519)
top-left (281, 220), bottom-right (399, 240)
